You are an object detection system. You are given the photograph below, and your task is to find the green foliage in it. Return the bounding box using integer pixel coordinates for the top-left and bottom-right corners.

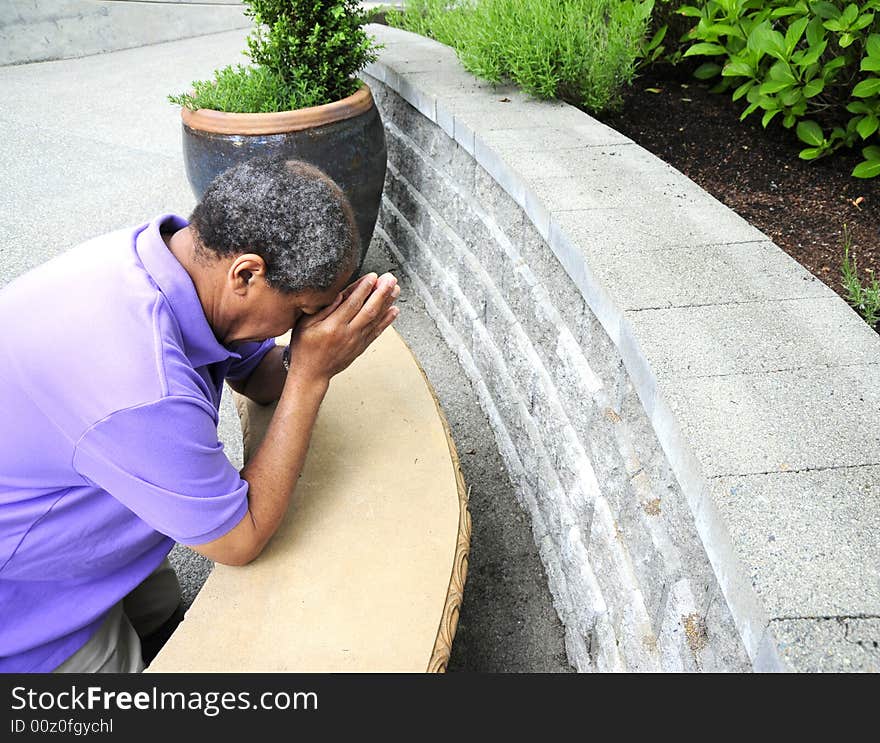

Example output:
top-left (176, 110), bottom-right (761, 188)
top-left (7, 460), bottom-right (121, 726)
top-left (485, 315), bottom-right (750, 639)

top-left (677, 1), bottom-right (880, 178)
top-left (387, 0), bottom-right (656, 112)
top-left (640, 21), bottom-right (673, 69)
top-left (168, 0), bottom-right (380, 113)
top-left (637, 0), bottom-right (695, 68)
top-left (167, 64), bottom-right (328, 113)
top-left (841, 224), bottom-right (880, 327)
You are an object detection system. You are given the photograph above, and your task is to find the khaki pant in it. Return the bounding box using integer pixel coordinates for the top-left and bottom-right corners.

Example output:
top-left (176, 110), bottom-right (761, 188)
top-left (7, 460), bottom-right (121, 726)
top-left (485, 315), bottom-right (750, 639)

top-left (53, 558), bottom-right (181, 673)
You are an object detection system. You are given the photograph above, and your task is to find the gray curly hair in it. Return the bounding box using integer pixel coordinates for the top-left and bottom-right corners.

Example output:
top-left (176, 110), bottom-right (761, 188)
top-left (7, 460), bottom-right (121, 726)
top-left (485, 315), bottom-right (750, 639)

top-left (189, 155), bottom-right (359, 293)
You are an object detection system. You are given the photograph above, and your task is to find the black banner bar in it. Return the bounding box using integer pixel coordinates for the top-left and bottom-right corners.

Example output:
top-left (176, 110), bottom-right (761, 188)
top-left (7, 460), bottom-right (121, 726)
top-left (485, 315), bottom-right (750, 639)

top-left (1, 673), bottom-right (589, 736)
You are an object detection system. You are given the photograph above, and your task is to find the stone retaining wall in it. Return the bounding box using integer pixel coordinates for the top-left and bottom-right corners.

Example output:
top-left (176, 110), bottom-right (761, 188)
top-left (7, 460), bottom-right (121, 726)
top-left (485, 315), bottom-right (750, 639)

top-left (364, 24), bottom-right (880, 672)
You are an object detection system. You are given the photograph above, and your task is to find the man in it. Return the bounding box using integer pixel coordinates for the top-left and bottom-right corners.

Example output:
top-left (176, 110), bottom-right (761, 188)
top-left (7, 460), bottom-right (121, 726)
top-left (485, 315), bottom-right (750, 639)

top-left (0, 156), bottom-right (399, 672)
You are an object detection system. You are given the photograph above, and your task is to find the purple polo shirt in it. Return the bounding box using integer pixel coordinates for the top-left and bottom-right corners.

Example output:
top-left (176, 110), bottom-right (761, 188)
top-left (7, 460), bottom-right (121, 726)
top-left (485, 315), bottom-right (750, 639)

top-left (0, 214), bottom-right (275, 672)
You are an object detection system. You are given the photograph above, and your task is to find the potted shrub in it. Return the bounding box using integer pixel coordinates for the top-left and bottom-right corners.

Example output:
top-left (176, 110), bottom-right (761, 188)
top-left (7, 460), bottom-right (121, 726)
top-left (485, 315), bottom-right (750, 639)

top-left (168, 0), bottom-right (386, 266)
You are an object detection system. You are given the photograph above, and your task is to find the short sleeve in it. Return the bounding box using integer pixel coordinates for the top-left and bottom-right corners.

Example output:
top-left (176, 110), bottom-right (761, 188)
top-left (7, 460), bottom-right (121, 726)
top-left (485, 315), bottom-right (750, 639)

top-left (225, 338), bottom-right (277, 382)
top-left (72, 396), bottom-right (249, 545)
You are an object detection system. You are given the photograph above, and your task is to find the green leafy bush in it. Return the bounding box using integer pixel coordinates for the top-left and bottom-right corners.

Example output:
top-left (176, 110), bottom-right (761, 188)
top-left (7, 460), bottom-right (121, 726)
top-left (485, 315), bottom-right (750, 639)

top-left (387, 0), bottom-right (656, 112)
top-left (677, 0), bottom-right (880, 178)
top-left (168, 0), bottom-right (380, 113)
top-left (841, 225), bottom-right (880, 327)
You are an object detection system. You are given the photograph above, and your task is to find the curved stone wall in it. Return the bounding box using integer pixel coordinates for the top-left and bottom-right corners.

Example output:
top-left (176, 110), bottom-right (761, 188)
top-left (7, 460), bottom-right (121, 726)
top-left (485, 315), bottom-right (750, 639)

top-left (363, 24), bottom-right (880, 672)
top-left (1, 1), bottom-right (249, 65)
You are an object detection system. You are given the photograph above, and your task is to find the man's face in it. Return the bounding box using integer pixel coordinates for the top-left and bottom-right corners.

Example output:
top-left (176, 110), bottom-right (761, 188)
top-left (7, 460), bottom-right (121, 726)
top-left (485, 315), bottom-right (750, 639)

top-left (226, 261), bottom-right (355, 345)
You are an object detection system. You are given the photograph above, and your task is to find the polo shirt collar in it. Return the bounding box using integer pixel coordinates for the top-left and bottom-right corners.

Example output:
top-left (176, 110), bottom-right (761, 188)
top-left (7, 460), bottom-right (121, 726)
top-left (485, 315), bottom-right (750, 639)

top-left (135, 213), bottom-right (241, 368)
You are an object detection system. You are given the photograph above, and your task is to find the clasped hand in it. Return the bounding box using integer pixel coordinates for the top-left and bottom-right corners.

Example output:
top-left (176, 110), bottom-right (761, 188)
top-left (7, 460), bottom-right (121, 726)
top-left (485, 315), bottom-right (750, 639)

top-left (288, 272), bottom-right (400, 383)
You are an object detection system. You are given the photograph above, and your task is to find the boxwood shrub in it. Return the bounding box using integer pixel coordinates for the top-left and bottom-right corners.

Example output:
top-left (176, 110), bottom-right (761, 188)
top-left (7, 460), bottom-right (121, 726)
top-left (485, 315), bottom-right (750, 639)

top-left (169, 0), bottom-right (380, 113)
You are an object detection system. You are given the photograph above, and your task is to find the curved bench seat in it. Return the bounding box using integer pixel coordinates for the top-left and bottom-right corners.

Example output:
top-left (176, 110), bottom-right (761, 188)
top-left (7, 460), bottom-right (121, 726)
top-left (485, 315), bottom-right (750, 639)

top-left (148, 326), bottom-right (470, 672)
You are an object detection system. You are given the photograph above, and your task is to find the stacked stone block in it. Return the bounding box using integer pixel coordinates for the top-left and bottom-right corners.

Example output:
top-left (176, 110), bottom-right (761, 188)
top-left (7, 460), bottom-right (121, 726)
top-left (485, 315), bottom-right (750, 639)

top-left (366, 74), bottom-right (752, 672)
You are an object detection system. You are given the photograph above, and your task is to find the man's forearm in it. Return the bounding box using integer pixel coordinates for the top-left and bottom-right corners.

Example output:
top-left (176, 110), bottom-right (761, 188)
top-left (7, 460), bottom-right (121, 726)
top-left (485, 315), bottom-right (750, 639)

top-left (237, 366), bottom-right (328, 558)
top-left (191, 364), bottom-right (327, 566)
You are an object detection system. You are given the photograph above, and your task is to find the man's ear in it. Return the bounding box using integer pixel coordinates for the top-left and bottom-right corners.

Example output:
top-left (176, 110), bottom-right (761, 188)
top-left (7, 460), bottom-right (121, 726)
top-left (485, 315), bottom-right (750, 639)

top-left (229, 254), bottom-right (267, 296)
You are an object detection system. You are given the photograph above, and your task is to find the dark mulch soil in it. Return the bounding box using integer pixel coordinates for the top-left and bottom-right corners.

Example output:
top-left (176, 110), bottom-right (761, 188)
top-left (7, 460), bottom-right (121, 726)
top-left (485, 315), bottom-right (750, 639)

top-left (597, 65), bottom-right (879, 316)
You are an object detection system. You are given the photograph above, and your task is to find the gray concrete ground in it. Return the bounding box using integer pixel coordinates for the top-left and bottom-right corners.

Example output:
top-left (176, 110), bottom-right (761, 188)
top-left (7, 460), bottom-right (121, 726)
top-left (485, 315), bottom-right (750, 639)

top-left (0, 28), bottom-right (571, 672)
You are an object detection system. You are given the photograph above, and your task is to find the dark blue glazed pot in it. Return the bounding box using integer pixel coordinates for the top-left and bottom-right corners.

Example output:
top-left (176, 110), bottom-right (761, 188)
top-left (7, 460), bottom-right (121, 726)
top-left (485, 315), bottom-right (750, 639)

top-left (180, 83), bottom-right (387, 269)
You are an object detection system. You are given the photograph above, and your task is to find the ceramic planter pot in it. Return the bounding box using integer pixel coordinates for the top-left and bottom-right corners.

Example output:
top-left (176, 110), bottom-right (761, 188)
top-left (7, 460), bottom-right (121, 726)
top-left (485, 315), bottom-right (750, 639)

top-left (180, 82), bottom-right (387, 269)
